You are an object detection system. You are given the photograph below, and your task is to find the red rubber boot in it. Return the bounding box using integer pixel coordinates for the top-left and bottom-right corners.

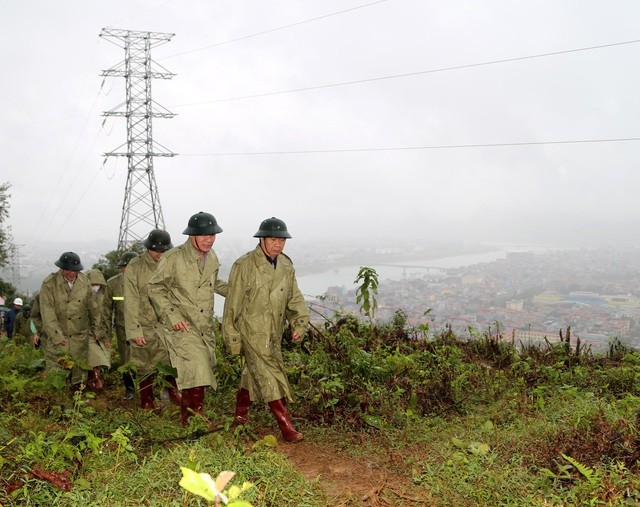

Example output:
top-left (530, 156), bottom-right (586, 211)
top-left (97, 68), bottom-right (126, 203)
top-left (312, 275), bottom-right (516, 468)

top-left (139, 376), bottom-right (156, 410)
top-left (165, 376), bottom-right (182, 406)
top-left (231, 388), bottom-right (252, 428)
top-left (181, 388), bottom-right (192, 426)
top-left (268, 399), bottom-right (304, 443)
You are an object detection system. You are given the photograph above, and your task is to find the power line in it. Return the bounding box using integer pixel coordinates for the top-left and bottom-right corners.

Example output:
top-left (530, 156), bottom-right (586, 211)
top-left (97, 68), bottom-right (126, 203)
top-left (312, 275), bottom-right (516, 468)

top-left (172, 39), bottom-right (640, 107)
top-left (179, 137), bottom-right (640, 156)
top-left (161, 0), bottom-right (391, 60)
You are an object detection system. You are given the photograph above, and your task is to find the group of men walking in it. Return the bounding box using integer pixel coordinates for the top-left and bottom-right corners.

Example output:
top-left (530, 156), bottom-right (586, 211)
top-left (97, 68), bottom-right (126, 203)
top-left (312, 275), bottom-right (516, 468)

top-left (26, 212), bottom-right (310, 443)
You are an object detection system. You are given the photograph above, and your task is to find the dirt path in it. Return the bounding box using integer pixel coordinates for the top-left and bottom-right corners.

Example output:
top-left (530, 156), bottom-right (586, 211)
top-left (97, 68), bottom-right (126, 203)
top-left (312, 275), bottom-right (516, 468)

top-left (278, 440), bottom-right (431, 506)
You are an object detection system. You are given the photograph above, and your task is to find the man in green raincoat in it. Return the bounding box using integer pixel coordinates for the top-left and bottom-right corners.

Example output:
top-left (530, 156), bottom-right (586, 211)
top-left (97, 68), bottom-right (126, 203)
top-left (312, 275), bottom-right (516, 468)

top-left (148, 211), bottom-right (228, 426)
top-left (85, 268), bottom-right (110, 392)
top-left (39, 252), bottom-right (99, 392)
top-left (104, 251), bottom-right (137, 400)
top-left (222, 217), bottom-right (310, 442)
top-left (13, 303), bottom-right (32, 345)
top-left (124, 230), bottom-right (181, 410)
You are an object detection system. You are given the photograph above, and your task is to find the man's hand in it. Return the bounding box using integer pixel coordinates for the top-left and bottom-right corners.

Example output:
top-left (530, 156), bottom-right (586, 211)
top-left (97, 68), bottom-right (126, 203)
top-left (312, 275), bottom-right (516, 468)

top-left (173, 320), bottom-right (189, 332)
top-left (292, 331), bottom-right (302, 342)
top-left (133, 336), bottom-right (146, 346)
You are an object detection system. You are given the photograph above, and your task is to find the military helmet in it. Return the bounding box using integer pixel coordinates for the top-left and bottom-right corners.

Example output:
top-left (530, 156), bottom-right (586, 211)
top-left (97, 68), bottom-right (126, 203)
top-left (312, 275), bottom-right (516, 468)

top-left (143, 229), bottom-right (173, 253)
top-left (117, 251), bottom-right (138, 267)
top-left (55, 251), bottom-right (84, 271)
top-left (183, 211), bottom-right (223, 236)
top-left (253, 217), bottom-right (292, 239)
top-left (86, 268), bottom-right (107, 287)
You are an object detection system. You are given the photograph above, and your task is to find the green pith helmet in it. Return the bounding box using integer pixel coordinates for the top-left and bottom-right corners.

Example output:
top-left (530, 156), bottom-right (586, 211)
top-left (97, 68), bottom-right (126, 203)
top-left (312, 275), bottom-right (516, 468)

top-left (86, 268), bottom-right (107, 287)
top-left (143, 229), bottom-right (173, 252)
top-left (183, 211), bottom-right (223, 236)
top-left (54, 251), bottom-right (84, 271)
top-left (117, 251), bottom-right (138, 267)
top-left (253, 217), bottom-right (292, 239)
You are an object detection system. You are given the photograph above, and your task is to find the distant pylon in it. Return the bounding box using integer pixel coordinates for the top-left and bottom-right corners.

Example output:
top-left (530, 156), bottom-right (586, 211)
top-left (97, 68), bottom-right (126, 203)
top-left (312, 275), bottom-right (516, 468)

top-left (7, 243), bottom-right (23, 289)
top-left (100, 28), bottom-right (177, 252)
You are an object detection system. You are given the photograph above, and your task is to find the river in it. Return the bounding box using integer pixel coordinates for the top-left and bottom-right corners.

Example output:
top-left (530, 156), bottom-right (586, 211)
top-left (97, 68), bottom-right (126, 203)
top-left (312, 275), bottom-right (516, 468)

top-left (296, 245), bottom-right (569, 297)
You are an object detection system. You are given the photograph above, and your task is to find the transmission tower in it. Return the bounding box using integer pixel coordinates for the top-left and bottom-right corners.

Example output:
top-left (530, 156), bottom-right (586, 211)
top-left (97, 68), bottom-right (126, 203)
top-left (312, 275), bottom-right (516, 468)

top-left (100, 28), bottom-right (177, 252)
top-left (3, 243), bottom-right (23, 290)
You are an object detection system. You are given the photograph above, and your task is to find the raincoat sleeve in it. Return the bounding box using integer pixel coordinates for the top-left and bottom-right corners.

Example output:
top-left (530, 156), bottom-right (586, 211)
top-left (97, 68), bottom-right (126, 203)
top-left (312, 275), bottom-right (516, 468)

top-left (147, 255), bottom-right (186, 328)
top-left (39, 276), bottom-right (66, 345)
top-left (214, 278), bottom-right (228, 297)
top-left (286, 276), bottom-right (310, 338)
top-left (221, 261), bottom-right (244, 355)
top-left (124, 263), bottom-right (143, 341)
top-left (100, 282), bottom-right (114, 341)
top-left (88, 286), bottom-right (100, 339)
top-left (29, 294), bottom-right (41, 335)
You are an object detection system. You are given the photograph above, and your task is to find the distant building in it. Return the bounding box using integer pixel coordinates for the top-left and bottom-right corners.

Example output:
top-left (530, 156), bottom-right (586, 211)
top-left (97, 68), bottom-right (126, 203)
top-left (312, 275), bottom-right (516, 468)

top-left (506, 299), bottom-right (524, 310)
top-left (513, 328), bottom-right (553, 346)
top-left (533, 291), bottom-right (562, 304)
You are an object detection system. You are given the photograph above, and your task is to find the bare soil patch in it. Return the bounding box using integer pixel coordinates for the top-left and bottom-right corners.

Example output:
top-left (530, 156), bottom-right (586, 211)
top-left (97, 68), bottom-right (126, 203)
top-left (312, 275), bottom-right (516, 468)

top-left (279, 440), bottom-right (430, 506)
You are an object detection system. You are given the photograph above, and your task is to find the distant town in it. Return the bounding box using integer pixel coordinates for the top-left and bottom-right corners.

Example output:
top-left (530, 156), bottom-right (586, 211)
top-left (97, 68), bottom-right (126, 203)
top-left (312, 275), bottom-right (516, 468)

top-left (302, 245), bottom-right (640, 353)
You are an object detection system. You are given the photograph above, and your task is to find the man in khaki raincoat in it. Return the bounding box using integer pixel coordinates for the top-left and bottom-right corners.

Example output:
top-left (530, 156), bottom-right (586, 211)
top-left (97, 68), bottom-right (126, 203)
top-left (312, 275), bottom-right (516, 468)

top-left (13, 303), bottom-right (31, 345)
top-left (39, 252), bottom-right (99, 391)
top-left (104, 251), bottom-right (137, 400)
top-left (85, 268), bottom-right (110, 392)
top-left (124, 230), bottom-right (181, 410)
top-left (223, 217), bottom-right (310, 442)
top-left (148, 211), bottom-right (228, 426)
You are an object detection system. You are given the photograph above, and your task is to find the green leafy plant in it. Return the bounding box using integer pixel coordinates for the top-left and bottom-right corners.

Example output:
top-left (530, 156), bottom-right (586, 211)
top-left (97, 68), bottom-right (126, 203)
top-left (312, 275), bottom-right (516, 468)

top-left (354, 266), bottom-right (378, 322)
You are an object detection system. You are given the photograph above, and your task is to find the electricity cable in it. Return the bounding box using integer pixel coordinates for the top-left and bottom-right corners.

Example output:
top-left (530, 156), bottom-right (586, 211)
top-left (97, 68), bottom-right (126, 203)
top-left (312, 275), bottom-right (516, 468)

top-left (172, 39), bottom-right (640, 107)
top-left (161, 0), bottom-right (391, 60)
top-left (179, 137), bottom-right (640, 157)
top-left (26, 40), bottom-right (103, 248)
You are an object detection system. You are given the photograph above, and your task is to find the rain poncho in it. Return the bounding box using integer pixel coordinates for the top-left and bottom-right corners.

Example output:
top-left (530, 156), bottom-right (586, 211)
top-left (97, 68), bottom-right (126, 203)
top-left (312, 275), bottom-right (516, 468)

top-left (104, 272), bottom-right (129, 365)
top-left (223, 245), bottom-right (309, 403)
top-left (148, 239), bottom-right (228, 390)
top-left (39, 271), bottom-right (99, 384)
top-left (124, 252), bottom-right (172, 376)
top-left (86, 268), bottom-right (110, 368)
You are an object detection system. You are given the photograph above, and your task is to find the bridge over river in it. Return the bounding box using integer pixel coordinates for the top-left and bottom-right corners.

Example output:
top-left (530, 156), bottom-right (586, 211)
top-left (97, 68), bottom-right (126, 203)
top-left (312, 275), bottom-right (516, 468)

top-left (376, 264), bottom-right (448, 275)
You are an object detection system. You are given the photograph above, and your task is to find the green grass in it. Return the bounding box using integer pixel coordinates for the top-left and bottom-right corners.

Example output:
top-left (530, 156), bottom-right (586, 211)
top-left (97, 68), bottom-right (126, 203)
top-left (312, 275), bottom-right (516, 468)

top-left (1, 324), bottom-right (640, 506)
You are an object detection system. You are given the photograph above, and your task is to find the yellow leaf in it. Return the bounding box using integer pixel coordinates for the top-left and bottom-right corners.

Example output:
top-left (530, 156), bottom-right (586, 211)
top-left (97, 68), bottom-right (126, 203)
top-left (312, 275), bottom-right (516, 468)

top-left (215, 470), bottom-right (235, 492)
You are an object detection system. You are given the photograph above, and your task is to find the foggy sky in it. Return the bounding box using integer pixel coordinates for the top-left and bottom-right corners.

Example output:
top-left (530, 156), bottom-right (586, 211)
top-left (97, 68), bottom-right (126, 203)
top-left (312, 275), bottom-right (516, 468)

top-left (2, 0), bottom-right (640, 258)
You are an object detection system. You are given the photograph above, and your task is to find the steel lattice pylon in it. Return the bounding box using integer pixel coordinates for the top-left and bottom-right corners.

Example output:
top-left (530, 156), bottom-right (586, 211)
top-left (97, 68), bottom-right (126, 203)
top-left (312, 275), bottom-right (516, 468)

top-left (100, 28), bottom-right (177, 252)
